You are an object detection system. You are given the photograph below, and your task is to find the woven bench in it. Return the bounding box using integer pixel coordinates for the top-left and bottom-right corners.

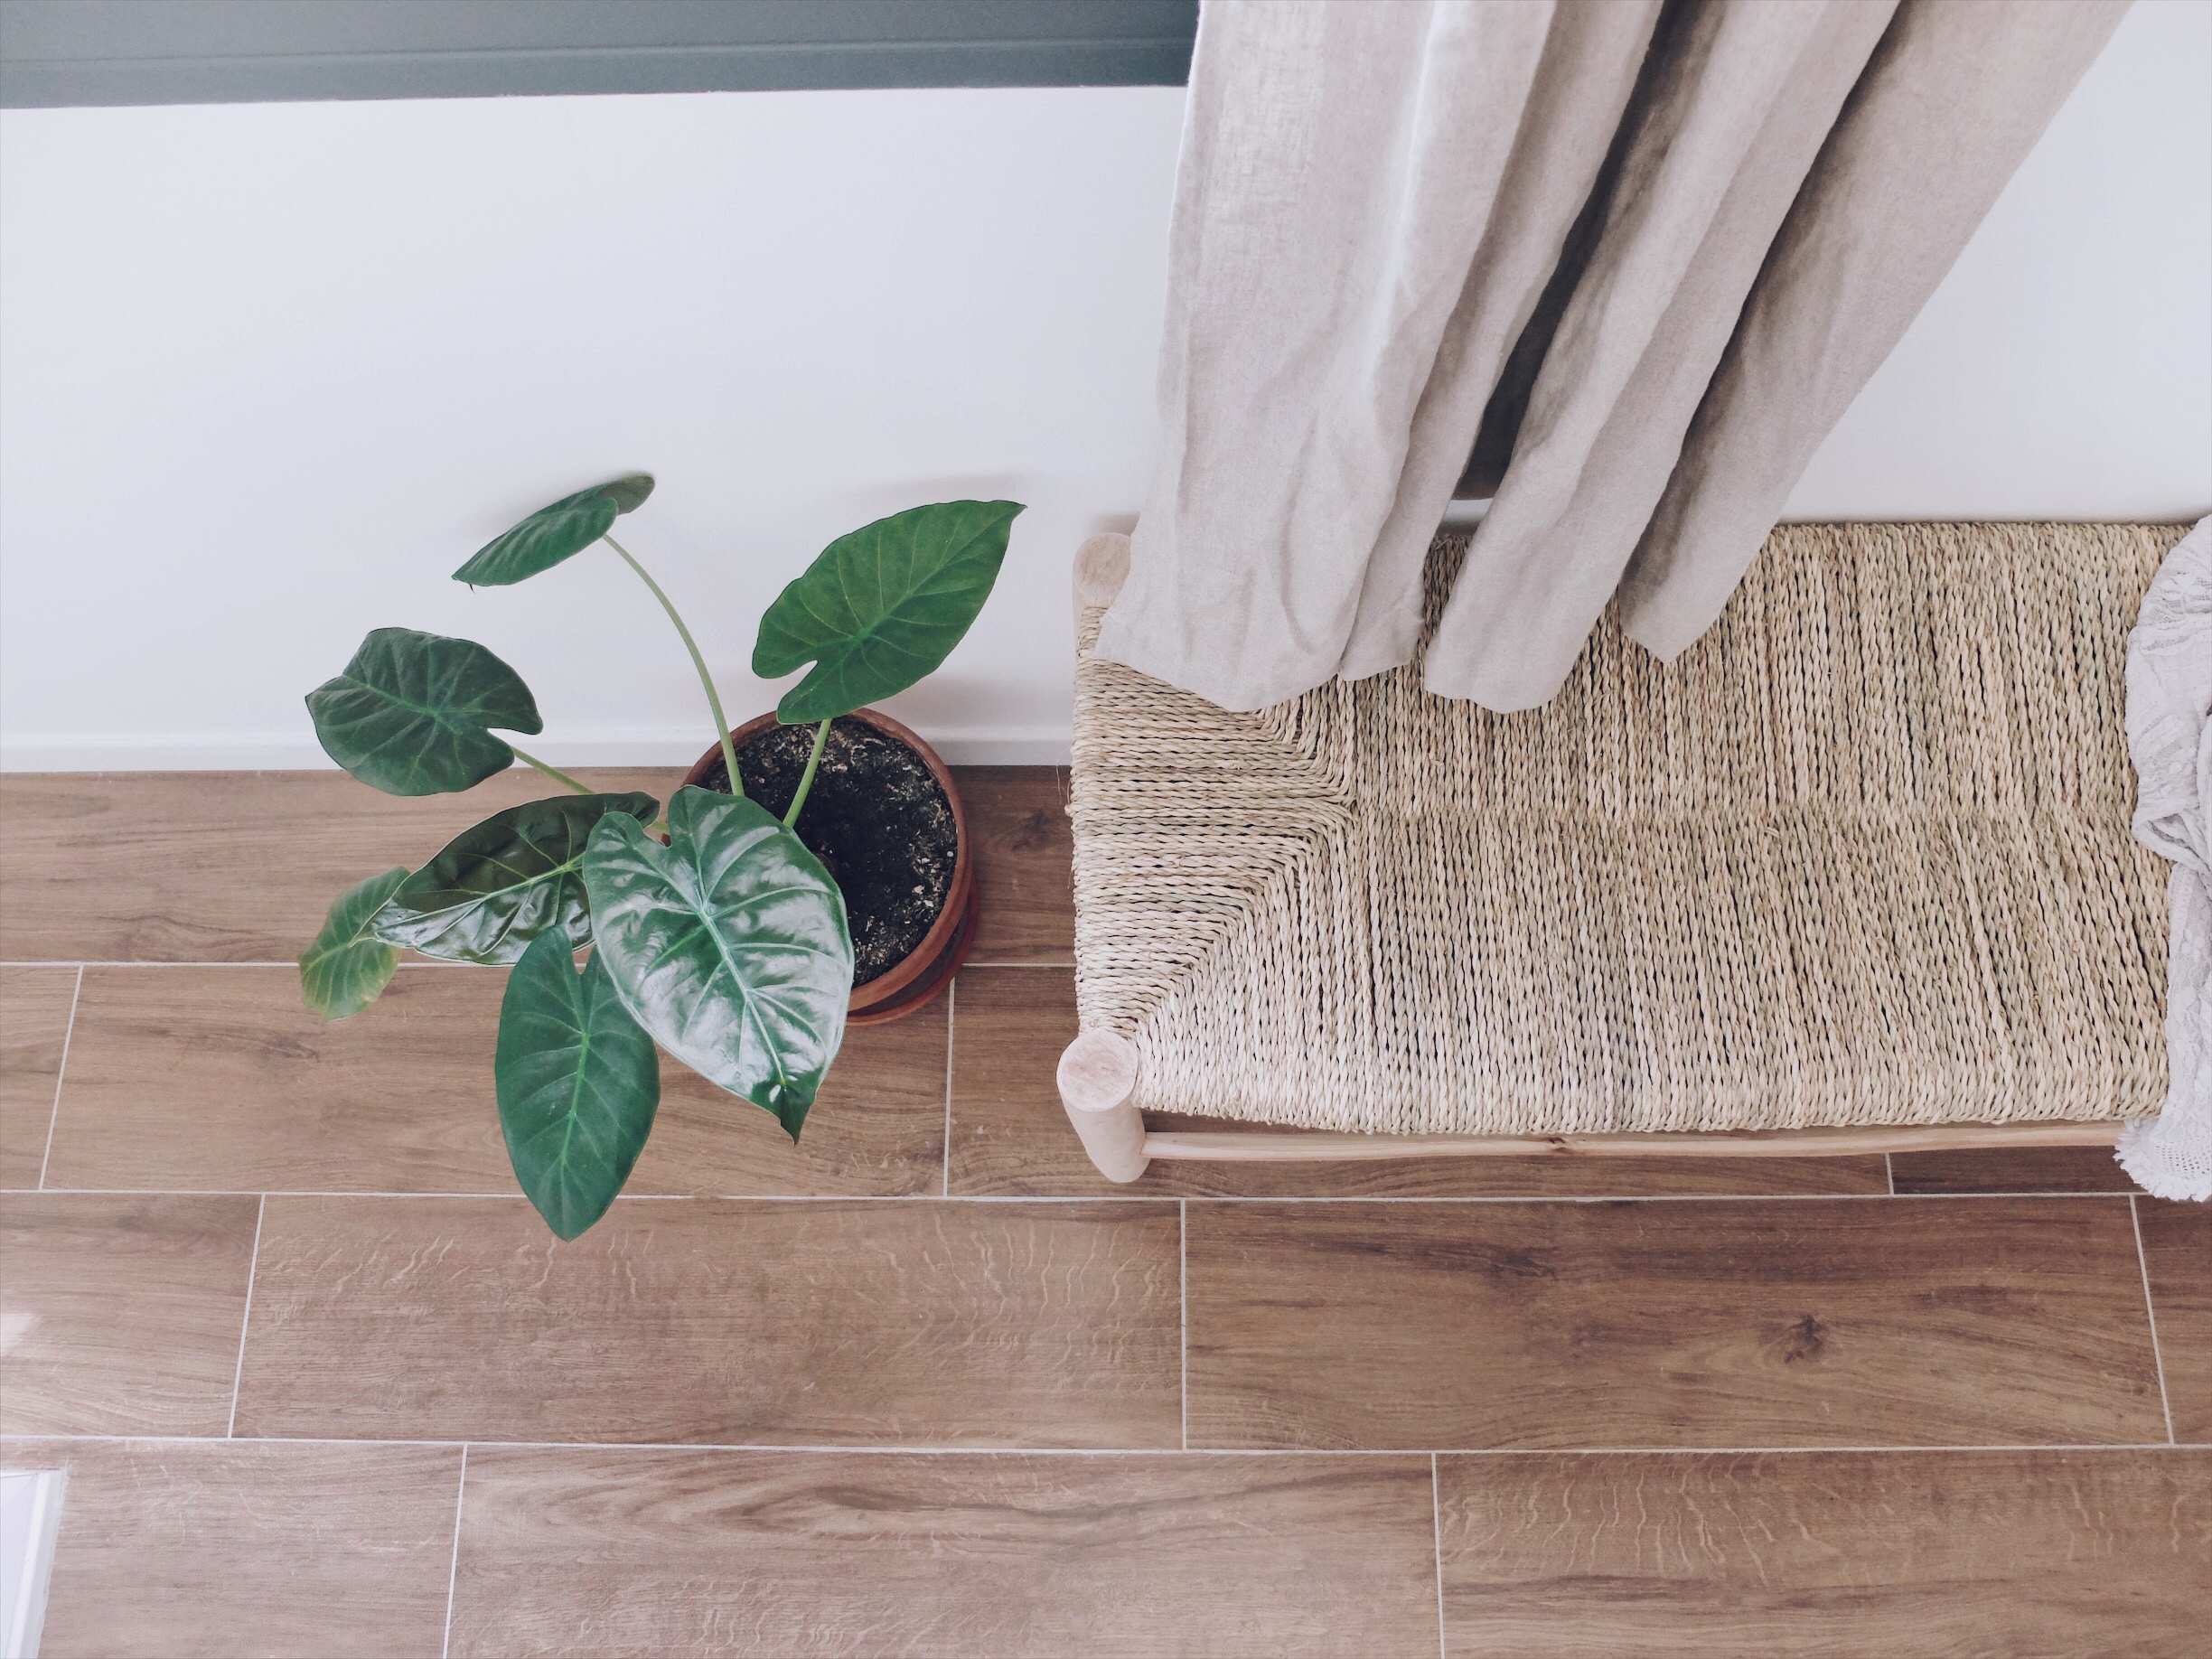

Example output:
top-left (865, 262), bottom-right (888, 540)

top-left (1056, 521), bottom-right (2188, 1181)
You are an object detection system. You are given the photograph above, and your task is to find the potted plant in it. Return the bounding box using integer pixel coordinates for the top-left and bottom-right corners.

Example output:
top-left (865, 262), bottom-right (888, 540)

top-left (296, 475), bottom-right (1020, 1239)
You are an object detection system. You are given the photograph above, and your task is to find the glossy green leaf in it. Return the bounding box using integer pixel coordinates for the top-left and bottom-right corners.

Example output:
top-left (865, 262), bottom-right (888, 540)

top-left (451, 474), bottom-right (655, 587)
top-left (582, 786), bottom-right (851, 1139)
top-left (305, 627), bottom-right (542, 796)
top-left (495, 931), bottom-right (661, 1240)
top-left (753, 499), bottom-right (1023, 722)
top-left (298, 867), bottom-right (410, 1019)
top-left (372, 792), bottom-right (659, 964)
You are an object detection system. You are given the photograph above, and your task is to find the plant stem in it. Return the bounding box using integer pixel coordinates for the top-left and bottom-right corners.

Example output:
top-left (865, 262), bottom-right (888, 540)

top-left (602, 532), bottom-right (742, 799)
top-left (783, 717), bottom-right (832, 829)
top-left (508, 744), bottom-right (593, 794)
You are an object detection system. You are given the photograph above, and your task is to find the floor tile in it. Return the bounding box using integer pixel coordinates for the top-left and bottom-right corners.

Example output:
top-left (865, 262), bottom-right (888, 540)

top-left (948, 970), bottom-right (1888, 1198)
top-left (2138, 1197), bottom-right (2212, 1440)
top-left (0, 768), bottom-right (673, 962)
top-left (636, 1003), bottom-right (948, 1197)
top-left (0, 966), bottom-right (76, 1186)
top-left (956, 766), bottom-right (1074, 961)
top-left (452, 1448), bottom-right (1438, 1658)
top-left (1889, 1145), bottom-right (2133, 1193)
top-left (0, 768), bottom-right (1063, 966)
top-left (235, 1196), bottom-right (1180, 1447)
top-left (1185, 1198), bottom-right (2164, 1449)
top-left (48, 966), bottom-right (508, 1194)
top-left (5, 1438), bottom-right (462, 1659)
top-left (0, 1193), bottom-right (258, 1435)
top-left (46, 966), bottom-right (945, 1196)
top-left (14, 765), bottom-right (2201, 1654)
top-left (1436, 1448), bottom-right (2210, 1657)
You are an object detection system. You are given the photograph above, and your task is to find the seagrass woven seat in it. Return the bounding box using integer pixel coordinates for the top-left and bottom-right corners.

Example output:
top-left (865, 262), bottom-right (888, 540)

top-left (1057, 522), bottom-right (2187, 1174)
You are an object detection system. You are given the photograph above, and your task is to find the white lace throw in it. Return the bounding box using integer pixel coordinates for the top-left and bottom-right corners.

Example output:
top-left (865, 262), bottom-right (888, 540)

top-left (2118, 515), bottom-right (2212, 1202)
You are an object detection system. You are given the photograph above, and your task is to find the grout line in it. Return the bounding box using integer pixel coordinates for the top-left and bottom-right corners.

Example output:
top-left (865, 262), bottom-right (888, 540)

top-left (0, 959), bottom-right (1074, 970)
top-left (440, 1444), bottom-right (469, 1659)
top-left (0, 960), bottom-right (476, 970)
top-left (1180, 1199), bottom-right (1189, 1452)
top-left (2, 1431), bottom-right (2204, 1457)
top-left (942, 978), bottom-right (955, 1198)
top-left (1884, 1152), bottom-right (1896, 1195)
top-left (4, 1189), bottom-right (547, 1201)
top-left (0, 1186), bottom-right (2138, 1205)
top-left (33, 966), bottom-right (83, 1190)
top-left (2130, 1195), bottom-right (2177, 1445)
top-left (1430, 1452), bottom-right (1447, 1659)
top-left (225, 1195), bottom-right (266, 1438)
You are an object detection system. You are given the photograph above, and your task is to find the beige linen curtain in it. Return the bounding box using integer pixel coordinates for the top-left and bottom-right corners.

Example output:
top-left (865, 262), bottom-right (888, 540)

top-left (1093, 0), bottom-right (2130, 713)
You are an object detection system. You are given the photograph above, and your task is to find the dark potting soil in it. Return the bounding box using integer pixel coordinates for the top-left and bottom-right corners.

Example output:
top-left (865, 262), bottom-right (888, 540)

top-left (694, 717), bottom-right (957, 987)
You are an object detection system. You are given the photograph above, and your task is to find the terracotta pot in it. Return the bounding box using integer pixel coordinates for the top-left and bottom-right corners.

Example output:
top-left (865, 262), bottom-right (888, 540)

top-left (680, 707), bottom-right (978, 1026)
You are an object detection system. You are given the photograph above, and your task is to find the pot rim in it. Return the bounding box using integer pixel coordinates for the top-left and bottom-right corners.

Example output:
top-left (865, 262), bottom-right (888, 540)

top-left (678, 706), bottom-right (972, 1013)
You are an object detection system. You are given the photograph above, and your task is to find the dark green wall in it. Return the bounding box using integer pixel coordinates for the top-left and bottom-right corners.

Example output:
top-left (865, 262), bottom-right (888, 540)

top-left (0, 0), bottom-right (1198, 108)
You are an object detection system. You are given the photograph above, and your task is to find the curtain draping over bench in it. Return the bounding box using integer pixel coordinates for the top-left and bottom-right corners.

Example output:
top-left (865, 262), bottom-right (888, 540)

top-left (1093, 0), bottom-right (2130, 713)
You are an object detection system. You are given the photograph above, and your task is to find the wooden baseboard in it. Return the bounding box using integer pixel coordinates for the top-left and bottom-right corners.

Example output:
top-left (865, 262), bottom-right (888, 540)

top-left (1140, 1120), bottom-right (2125, 1163)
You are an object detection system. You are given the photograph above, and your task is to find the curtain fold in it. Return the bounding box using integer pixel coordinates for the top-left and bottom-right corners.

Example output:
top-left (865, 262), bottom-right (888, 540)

top-left (1094, 0), bottom-right (2131, 714)
top-left (1617, 0), bottom-right (2137, 660)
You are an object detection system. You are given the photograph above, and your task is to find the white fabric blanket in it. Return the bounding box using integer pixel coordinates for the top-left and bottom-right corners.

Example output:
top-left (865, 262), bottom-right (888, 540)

top-left (2118, 515), bottom-right (2212, 1202)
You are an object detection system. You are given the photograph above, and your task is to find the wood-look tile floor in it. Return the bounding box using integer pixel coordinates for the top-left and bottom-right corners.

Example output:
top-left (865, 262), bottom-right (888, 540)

top-left (2, 770), bottom-right (2205, 1657)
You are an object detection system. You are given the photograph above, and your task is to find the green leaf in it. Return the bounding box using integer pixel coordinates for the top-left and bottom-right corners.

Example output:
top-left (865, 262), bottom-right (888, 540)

top-left (373, 792), bottom-right (660, 964)
top-left (581, 786), bottom-right (851, 1139)
top-left (451, 474), bottom-right (656, 587)
top-left (306, 627), bottom-right (542, 796)
top-left (753, 499), bottom-right (1023, 722)
top-left (495, 931), bottom-right (661, 1240)
top-left (299, 867), bottom-right (410, 1018)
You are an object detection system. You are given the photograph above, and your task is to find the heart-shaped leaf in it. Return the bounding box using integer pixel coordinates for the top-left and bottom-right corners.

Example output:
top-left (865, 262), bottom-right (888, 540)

top-left (753, 499), bottom-right (1023, 722)
top-left (452, 474), bottom-right (656, 587)
top-left (496, 930), bottom-right (661, 1240)
top-left (373, 792), bottom-right (659, 964)
top-left (582, 786), bottom-right (851, 1139)
top-left (299, 867), bottom-right (410, 1018)
top-left (306, 627), bottom-right (542, 796)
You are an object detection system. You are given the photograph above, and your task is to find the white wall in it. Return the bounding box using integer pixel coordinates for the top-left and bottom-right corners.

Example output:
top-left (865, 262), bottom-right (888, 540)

top-left (1791, 0), bottom-right (2211, 519)
top-left (0, 85), bottom-right (1184, 768)
top-left (4, 0), bottom-right (2207, 773)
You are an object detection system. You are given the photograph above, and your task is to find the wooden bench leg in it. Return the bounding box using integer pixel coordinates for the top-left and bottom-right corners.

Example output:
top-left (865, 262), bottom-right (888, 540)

top-left (1056, 1030), bottom-right (1148, 1183)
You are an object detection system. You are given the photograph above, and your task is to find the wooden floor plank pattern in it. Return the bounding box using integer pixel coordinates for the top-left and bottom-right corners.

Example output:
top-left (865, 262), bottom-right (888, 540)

top-left (451, 1448), bottom-right (1440, 1657)
top-left (48, 967), bottom-right (511, 1194)
top-left (0, 965), bottom-right (76, 1186)
top-left (635, 1007), bottom-right (948, 1196)
top-left (2138, 1199), bottom-right (2212, 1441)
top-left (0, 768), bottom-right (672, 963)
top-left (0, 1193), bottom-right (258, 1435)
top-left (947, 969), bottom-right (1889, 1198)
top-left (233, 1196), bottom-right (1181, 1447)
top-left (3, 1437), bottom-right (464, 1659)
top-left (961, 765), bottom-right (1075, 961)
top-left (1889, 1145), bottom-right (2135, 1193)
top-left (0, 765), bottom-right (1054, 965)
top-left (6, 769), bottom-right (2207, 1651)
top-left (46, 966), bottom-right (945, 1196)
top-left (1185, 1198), bottom-right (2166, 1449)
top-left (1436, 1449), bottom-right (2211, 1657)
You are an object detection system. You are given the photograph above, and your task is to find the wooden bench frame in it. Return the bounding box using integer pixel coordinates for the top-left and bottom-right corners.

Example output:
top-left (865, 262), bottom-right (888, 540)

top-left (1056, 535), bottom-right (2127, 1185)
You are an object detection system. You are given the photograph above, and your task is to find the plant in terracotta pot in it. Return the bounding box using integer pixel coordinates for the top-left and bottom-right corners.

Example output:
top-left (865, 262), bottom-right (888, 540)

top-left (298, 475), bottom-right (1019, 1238)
